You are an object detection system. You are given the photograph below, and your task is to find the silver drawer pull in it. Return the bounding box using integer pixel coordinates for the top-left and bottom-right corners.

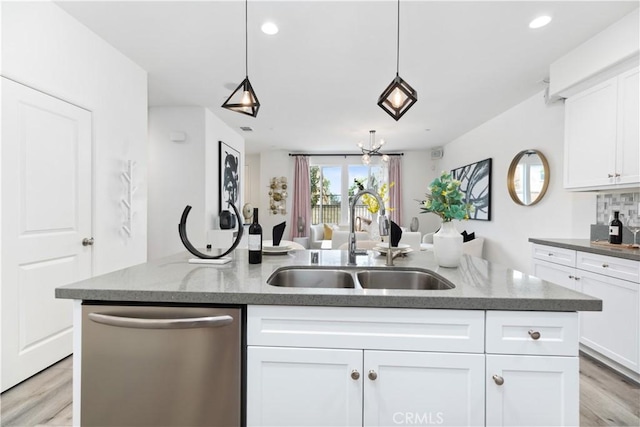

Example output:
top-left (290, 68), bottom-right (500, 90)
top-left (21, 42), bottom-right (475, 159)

top-left (492, 375), bottom-right (504, 386)
top-left (547, 253), bottom-right (554, 256)
top-left (368, 370), bottom-right (378, 381)
top-left (528, 330), bottom-right (541, 340)
top-left (602, 263), bottom-right (609, 268)
top-left (88, 312), bottom-right (233, 329)
top-left (568, 275), bottom-right (574, 279)
top-left (351, 370), bottom-right (360, 380)
top-left (608, 173), bottom-right (614, 178)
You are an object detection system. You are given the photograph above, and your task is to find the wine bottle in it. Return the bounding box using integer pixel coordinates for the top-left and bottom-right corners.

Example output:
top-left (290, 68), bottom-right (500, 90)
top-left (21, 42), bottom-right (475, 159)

top-left (248, 208), bottom-right (262, 264)
top-left (609, 210), bottom-right (623, 244)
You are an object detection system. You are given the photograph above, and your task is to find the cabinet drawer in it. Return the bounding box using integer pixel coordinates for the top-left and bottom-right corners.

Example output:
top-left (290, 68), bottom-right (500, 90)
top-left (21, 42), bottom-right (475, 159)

top-left (486, 311), bottom-right (578, 356)
top-left (576, 251), bottom-right (639, 283)
top-left (248, 305), bottom-right (485, 353)
top-left (532, 244), bottom-right (576, 267)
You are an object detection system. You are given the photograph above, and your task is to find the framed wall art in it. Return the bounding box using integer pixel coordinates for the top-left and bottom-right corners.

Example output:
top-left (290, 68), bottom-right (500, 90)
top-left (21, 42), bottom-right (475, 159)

top-left (451, 158), bottom-right (492, 221)
top-left (219, 141), bottom-right (240, 212)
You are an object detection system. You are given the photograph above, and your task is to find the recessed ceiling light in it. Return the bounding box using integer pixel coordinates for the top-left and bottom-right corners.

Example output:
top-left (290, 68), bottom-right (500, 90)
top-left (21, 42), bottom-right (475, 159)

top-left (261, 22), bottom-right (279, 35)
top-left (529, 16), bottom-right (552, 29)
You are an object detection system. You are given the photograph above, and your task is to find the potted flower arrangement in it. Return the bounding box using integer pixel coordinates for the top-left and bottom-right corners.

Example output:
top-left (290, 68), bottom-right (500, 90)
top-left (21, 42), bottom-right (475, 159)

top-left (419, 171), bottom-right (472, 267)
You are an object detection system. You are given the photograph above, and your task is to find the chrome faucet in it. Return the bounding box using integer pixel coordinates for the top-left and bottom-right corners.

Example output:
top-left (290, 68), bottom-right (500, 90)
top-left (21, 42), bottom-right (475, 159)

top-left (348, 189), bottom-right (391, 266)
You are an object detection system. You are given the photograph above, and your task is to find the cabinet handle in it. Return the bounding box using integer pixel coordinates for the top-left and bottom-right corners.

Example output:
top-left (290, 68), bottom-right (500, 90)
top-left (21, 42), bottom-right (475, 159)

top-left (492, 375), bottom-right (504, 386)
top-left (351, 370), bottom-right (360, 380)
top-left (602, 263), bottom-right (609, 268)
top-left (615, 173), bottom-right (621, 178)
top-left (608, 173), bottom-right (614, 178)
top-left (568, 275), bottom-right (574, 279)
top-left (82, 237), bottom-right (95, 246)
top-left (528, 330), bottom-right (541, 340)
top-left (368, 370), bottom-right (378, 381)
top-left (574, 276), bottom-right (580, 281)
top-left (547, 253), bottom-right (553, 256)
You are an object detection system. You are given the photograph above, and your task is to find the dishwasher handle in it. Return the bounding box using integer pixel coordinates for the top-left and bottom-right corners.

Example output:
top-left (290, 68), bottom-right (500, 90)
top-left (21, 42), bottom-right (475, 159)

top-left (88, 312), bottom-right (234, 329)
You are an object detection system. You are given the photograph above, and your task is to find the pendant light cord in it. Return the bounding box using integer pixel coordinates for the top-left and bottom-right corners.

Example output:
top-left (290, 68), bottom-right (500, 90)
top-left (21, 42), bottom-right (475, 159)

top-left (396, 0), bottom-right (400, 75)
top-left (245, 0), bottom-right (248, 77)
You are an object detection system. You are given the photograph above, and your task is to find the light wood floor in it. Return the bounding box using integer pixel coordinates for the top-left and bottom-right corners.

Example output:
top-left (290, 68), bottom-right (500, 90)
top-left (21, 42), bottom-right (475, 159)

top-left (1, 356), bottom-right (72, 427)
top-left (1, 353), bottom-right (638, 426)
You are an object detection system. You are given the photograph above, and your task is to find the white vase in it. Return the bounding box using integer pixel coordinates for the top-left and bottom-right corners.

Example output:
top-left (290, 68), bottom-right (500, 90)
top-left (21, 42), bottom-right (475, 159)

top-left (433, 221), bottom-right (463, 267)
top-left (369, 213), bottom-right (381, 242)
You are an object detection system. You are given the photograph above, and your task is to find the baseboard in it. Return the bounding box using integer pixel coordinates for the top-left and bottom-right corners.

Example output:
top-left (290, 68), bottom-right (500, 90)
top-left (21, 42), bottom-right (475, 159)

top-left (580, 345), bottom-right (640, 385)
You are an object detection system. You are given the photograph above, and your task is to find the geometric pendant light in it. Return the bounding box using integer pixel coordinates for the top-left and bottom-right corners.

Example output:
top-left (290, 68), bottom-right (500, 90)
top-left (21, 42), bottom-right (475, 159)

top-left (222, 0), bottom-right (260, 117)
top-left (377, 0), bottom-right (417, 121)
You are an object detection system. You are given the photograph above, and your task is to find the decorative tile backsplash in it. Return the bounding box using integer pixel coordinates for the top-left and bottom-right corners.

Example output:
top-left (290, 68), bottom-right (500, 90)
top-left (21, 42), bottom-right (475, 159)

top-left (596, 191), bottom-right (640, 224)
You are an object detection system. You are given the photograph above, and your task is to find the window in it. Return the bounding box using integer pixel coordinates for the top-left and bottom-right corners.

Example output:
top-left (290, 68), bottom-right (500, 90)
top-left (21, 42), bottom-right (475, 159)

top-left (310, 158), bottom-right (388, 226)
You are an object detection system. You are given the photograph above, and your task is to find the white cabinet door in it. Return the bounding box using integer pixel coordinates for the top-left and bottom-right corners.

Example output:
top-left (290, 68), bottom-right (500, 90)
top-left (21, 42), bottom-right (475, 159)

top-left (364, 350), bottom-right (485, 427)
top-left (531, 258), bottom-right (578, 291)
top-left (616, 67), bottom-right (640, 185)
top-left (247, 346), bottom-right (362, 427)
top-left (564, 77), bottom-right (618, 189)
top-left (578, 270), bottom-right (639, 373)
top-left (486, 355), bottom-right (579, 427)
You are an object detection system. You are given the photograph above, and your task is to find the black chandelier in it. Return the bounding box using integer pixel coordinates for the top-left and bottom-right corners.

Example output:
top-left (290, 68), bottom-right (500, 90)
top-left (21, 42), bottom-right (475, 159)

top-left (377, 0), bottom-right (417, 121)
top-left (221, 0), bottom-right (260, 117)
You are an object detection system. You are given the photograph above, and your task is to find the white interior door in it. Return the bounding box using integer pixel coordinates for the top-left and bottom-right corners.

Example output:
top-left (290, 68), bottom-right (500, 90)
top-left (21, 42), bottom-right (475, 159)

top-left (1, 78), bottom-right (92, 391)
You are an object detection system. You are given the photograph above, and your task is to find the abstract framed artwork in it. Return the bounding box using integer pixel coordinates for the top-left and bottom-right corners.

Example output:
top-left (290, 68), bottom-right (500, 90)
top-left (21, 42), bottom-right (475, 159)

top-left (451, 158), bottom-right (492, 221)
top-left (219, 141), bottom-right (240, 212)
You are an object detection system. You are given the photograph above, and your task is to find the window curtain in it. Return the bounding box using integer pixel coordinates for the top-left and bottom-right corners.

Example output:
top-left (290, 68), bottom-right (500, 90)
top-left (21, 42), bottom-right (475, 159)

top-left (389, 156), bottom-right (403, 226)
top-left (291, 155), bottom-right (311, 239)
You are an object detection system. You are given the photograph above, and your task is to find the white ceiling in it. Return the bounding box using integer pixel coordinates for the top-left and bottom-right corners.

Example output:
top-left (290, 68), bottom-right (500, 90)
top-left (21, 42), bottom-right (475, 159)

top-left (55, 1), bottom-right (638, 154)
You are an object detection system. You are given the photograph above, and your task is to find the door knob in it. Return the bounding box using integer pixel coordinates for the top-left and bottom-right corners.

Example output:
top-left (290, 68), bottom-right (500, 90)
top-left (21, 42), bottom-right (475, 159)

top-left (350, 370), bottom-right (360, 380)
top-left (368, 370), bottom-right (378, 381)
top-left (492, 375), bottom-right (504, 386)
top-left (82, 237), bottom-right (95, 246)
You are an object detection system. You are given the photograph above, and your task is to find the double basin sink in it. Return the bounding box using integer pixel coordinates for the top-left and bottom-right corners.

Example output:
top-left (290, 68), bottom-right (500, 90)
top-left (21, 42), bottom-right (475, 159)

top-left (267, 266), bottom-right (455, 291)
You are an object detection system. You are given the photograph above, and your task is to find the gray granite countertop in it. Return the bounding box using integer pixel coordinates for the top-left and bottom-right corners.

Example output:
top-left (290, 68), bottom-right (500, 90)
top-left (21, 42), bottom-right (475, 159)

top-left (56, 249), bottom-right (601, 312)
top-left (529, 238), bottom-right (640, 262)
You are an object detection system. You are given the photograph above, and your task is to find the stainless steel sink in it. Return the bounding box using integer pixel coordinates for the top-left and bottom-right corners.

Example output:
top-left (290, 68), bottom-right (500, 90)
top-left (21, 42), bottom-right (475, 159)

top-left (267, 266), bottom-right (454, 291)
top-left (267, 267), bottom-right (355, 288)
top-left (356, 269), bottom-right (455, 290)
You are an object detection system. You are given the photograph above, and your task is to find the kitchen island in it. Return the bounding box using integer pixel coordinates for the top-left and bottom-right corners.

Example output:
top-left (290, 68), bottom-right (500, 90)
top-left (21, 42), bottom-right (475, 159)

top-left (57, 249), bottom-right (601, 427)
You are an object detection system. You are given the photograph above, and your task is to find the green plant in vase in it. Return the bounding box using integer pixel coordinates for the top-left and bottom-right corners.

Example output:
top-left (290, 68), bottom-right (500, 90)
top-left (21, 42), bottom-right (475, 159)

top-left (419, 171), bottom-right (473, 267)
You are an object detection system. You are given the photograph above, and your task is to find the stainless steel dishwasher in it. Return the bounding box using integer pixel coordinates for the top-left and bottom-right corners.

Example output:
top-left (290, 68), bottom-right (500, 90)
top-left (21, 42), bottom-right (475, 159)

top-left (81, 303), bottom-right (243, 427)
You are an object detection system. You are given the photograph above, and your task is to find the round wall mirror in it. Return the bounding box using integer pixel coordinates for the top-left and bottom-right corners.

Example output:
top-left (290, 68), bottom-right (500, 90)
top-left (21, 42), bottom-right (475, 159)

top-left (507, 150), bottom-right (549, 206)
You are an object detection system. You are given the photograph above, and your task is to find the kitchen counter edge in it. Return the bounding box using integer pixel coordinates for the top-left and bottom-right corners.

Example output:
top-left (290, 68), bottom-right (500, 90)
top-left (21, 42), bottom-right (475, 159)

top-left (529, 238), bottom-right (640, 261)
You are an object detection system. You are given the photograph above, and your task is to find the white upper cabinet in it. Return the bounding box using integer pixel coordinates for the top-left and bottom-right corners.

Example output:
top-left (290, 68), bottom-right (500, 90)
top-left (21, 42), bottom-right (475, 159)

top-left (617, 67), bottom-right (640, 186)
top-left (564, 66), bottom-right (639, 190)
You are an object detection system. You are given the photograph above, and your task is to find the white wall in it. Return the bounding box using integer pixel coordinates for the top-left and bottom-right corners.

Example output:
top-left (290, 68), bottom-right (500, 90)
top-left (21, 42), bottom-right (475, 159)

top-left (400, 151), bottom-right (442, 235)
top-left (259, 150), bottom-right (294, 238)
top-left (1, 1), bottom-right (148, 275)
top-left (244, 153), bottom-right (261, 215)
top-left (148, 107), bottom-right (206, 260)
top-left (148, 107), bottom-right (244, 260)
top-left (435, 91), bottom-right (596, 274)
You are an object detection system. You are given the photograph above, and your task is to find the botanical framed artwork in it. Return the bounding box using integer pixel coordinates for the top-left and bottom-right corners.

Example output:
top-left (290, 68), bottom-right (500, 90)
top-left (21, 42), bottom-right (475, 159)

top-left (451, 158), bottom-right (492, 221)
top-left (219, 141), bottom-right (240, 212)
